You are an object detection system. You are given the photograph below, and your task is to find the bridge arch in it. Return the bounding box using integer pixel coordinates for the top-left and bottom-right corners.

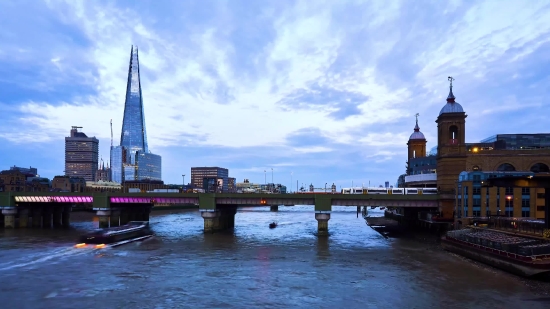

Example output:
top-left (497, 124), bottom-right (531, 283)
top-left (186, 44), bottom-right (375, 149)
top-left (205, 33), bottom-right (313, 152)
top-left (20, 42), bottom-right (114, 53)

top-left (495, 163), bottom-right (516, 172)
top-left (530, 162), bottom-right (550, 173)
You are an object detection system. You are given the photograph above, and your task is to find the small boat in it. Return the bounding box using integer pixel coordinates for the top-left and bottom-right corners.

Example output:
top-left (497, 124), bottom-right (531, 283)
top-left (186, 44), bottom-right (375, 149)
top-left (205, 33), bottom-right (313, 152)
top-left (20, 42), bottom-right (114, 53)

top-left (75, 221), bottom-right (153, 248)
top-left (269, 222), bottom-right (278, 229)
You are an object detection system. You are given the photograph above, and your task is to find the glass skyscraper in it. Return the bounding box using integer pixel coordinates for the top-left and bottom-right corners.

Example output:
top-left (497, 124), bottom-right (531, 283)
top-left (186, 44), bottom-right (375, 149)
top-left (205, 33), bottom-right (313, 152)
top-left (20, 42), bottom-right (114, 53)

top-left (111, 46), bottom-right (162, 182)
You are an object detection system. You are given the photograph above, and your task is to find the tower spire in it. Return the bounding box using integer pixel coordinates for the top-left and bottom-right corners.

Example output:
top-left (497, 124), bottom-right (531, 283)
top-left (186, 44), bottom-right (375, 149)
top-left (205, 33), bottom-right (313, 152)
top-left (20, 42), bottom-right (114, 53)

top-left (447, 76), bottom-right (455, 102)
top-left (414, 113), bottom-right (420, 132)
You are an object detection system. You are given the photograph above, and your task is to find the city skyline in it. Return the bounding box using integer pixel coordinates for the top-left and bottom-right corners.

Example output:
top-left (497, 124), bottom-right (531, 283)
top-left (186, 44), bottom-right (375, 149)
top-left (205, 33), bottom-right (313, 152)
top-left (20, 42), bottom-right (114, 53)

top-left (0, 1), bottom-right (549, 188)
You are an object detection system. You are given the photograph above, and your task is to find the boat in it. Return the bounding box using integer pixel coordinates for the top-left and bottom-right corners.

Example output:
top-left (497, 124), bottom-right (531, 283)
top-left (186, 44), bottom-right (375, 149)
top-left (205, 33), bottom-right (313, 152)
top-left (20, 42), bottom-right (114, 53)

top-left (442, 229), bottom-right (550, 278)
top-left (269, 222), bottom-right (278, 229)
top-left (76, 221), bottom-right (153, 247)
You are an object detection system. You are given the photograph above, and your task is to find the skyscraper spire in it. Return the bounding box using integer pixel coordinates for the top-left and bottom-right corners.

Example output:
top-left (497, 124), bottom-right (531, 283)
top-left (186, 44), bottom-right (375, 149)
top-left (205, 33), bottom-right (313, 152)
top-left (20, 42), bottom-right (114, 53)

top-left (447, 76), bottom-right (455, 102)
top-left (120, 45), bottom-right (149, 156)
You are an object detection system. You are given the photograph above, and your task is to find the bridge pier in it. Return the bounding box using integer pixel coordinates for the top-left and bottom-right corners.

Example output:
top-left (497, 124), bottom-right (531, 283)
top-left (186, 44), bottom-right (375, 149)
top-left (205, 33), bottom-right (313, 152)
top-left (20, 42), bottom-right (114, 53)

top-left (96, 210), bottom-right (111, 228)
top-left (201, 207), bottom-right (237, 233)
top-left (2, 209), bottom-right (17, 228)
top-left (32, 208), bottom-right (42, 228)
top-left (42, 208), bottom-right (52, 228)
top-left (52, 207), bottom-right (63, 228)
top-left (62, 207), bottom-right (71, 228)
top-left (270, 205), bottom-right (279, 212)
top-left (109, 210), bottom-right (120, 227)
top-left (315, 213), bottom-right (331, 236)
top-left (19, 209), bottom-right (29, 228)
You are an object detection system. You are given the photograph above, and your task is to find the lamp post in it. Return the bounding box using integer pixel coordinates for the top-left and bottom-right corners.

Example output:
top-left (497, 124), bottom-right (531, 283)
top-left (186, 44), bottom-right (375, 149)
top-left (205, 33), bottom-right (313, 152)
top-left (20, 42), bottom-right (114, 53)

top-left (290, 172), bottom-right (293, 194)
top-left (271, 168), bottom-right (274, 184)
top-left (182, 174), bottom-right (185, 191)
top-left (264, 170), bottom-right (266, 187)
top-left (325, 182), bottom-right (327, 193)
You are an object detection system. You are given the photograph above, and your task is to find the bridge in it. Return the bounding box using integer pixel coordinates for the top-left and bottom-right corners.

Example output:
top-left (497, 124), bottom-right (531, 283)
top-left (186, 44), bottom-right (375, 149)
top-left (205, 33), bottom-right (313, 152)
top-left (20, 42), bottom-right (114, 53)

top-left (0, 192), bottom-right (439, 235)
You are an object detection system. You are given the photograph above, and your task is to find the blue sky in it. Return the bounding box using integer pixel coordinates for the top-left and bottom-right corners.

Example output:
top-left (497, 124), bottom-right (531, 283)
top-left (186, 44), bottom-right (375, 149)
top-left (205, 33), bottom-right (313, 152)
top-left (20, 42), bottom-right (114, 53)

top-left (1, 0), bottom-right (550, 190)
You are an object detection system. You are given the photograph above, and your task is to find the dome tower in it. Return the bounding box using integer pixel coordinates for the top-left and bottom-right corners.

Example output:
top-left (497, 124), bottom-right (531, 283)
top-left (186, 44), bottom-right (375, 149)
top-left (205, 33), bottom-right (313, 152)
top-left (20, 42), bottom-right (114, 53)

top-left (435, 76), bottom-right (468, 219)
top-left (407, 113), bottom-right (427, 174)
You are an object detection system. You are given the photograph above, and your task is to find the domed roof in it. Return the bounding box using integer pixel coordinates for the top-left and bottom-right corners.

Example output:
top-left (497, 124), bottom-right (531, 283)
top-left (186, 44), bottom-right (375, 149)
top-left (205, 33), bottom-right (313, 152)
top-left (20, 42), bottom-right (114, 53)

top-left (409, 115), bottom-right (426, 140)
top-left (439, 85), bottom-right (464, 115)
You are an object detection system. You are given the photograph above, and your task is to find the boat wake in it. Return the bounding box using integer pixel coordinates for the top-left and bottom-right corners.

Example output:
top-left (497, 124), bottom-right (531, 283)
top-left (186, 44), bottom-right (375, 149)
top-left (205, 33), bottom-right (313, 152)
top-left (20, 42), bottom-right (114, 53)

top-left (0, 246), bottom-right (91, 271)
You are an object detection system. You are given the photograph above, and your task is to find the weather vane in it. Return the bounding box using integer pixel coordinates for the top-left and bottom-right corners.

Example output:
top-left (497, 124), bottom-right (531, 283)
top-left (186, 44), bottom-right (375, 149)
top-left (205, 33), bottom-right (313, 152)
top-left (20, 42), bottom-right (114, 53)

top-left (448, 76), bottom-right (455, 87)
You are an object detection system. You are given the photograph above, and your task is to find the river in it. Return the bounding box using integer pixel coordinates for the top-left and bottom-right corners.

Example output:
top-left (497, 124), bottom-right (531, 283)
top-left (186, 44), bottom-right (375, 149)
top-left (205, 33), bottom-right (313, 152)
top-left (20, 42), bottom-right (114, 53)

top-left (1, 206), bottom-right (549, 309)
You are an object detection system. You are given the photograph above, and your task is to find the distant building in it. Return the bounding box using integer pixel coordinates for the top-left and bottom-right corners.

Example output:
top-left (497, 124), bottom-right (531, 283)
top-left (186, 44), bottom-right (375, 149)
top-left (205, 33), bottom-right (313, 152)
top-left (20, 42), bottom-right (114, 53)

top-left (228, 177), bottom-right (236, 193)
top-left (95, 160), bottom-right (111, 182)
top-left (86, 181), bottom-right (122, 193)
top-left (52, 176), bottom-right (86, 192)
top-left (9, 166), bottom-right (38, 177)
top-left (0, 170), bottom-right (26, 192)
top-left (191, 167), bottom-right (229, 192)
top-left (65, 126), bottom-right (99, 181)
top-left (123, 179), bottom-right (167, 193)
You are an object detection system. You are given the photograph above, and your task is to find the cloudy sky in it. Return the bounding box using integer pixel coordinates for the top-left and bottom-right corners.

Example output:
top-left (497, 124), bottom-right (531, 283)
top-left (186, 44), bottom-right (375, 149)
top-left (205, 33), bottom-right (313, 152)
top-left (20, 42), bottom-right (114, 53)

top-left (1, 0), bottom-right (549, 190)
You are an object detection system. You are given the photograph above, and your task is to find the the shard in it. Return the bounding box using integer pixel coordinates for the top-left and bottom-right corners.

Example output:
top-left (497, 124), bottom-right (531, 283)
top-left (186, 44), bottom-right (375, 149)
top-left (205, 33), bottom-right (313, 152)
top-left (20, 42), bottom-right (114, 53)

top-left (111, 46), bottom-right (162, 183)
top-left (120, 46), bottom-right (148, 156)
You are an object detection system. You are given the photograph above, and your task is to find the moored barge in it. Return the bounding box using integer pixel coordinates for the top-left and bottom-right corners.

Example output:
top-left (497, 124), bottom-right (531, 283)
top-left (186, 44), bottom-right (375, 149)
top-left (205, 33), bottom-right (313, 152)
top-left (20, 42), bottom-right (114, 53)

top-left (442, 229), bottom-right (550, 278)
top-left (76, 221), bottom-right (153, 248)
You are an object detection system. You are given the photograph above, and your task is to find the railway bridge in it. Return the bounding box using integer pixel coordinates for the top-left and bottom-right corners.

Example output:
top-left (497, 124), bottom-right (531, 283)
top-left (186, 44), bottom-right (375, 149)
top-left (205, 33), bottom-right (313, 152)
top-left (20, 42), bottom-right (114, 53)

top-left (0, 192), bottom-right (439, 235)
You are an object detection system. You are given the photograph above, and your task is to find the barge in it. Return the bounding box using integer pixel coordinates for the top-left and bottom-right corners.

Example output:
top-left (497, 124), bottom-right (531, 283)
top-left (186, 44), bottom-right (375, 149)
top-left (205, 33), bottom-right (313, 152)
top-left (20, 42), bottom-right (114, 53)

top-left (76, 221), bottom-right (153, 248)
top-left (442, 229), bottom-right (550, 278)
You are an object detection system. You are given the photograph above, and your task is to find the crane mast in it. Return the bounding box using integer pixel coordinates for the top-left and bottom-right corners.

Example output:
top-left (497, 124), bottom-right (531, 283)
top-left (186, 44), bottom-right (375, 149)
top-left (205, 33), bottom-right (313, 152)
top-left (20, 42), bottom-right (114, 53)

top-left (110, 119), bottom-right (113, 147)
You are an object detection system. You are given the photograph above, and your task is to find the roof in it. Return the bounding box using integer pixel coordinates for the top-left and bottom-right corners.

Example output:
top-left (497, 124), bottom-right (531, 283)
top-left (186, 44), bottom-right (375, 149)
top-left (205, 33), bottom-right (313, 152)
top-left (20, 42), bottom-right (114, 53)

top-left (439, 86), bottom-right (464, 115)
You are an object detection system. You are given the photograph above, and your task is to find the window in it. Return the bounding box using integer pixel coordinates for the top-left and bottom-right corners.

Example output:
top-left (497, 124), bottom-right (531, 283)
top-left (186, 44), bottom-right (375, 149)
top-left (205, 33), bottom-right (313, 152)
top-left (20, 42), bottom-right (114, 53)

top-left (522, 210), bottom-right (530, 217)
top-left (537, 193), bottom-right (545, 199)
top-left (522, 199), bottom-right (530, 207)
top-left (505, 187), bottom-right (513, 195)
top-left (473, 199), bottom-right (481, 207)
top-left (473, 211), bottom-right (481, 217)
top-left (537, 206), bottom-right (545, 211)
top-left (473, 187), bottom-right (481, 195)
top-left (521, 187), bottom-right (530, 195)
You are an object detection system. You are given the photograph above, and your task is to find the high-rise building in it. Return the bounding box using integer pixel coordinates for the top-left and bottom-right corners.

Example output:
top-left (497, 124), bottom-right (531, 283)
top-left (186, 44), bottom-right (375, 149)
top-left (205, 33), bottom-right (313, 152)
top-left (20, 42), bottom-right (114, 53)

top-left (65, 126), bottom-right (99, 181)
top-left (191, 167), bottom-right (229, 192)
top-left (111, 46), bottom-right (162, 182)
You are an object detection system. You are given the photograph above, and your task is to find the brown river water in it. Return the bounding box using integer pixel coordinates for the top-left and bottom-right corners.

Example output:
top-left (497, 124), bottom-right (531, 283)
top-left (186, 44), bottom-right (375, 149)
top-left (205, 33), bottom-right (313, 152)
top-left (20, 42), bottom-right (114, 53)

top-left (1, 206), bottom-right (549, 309)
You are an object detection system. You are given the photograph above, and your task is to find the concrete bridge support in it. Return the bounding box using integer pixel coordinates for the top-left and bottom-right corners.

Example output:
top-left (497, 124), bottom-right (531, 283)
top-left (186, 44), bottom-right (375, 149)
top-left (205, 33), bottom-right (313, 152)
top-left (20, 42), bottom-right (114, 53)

top-left (62, 207), bottom-right (71, 228)
top-left (270, 205), bottom-right (279, 212)
top-left (42, 208), bottom-right (52, 228)
top-left (96, 210), bottom-right (111, 228)
top-left (201, 207), bottom-right (237, 233)
top-left (19, 209), bottom-right (29, 228)
top-left (52, 207), bottom-right (63, 228)
top-left (315, 213), bottom-right (331, 236)
top-left (32, 208), bottom-right (42, 228)
top-left (109, 210), bottom-right (120, 227)
top-left (2, 209), bottom-right (17, 228)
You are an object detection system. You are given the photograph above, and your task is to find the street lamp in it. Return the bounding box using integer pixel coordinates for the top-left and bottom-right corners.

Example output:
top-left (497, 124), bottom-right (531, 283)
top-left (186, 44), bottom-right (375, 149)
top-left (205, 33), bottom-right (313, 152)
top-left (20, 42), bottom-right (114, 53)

top-left (182, 174), bottom-right (186, 191)
top-left (271, 168), bottom-right (274, 185)
top-left (325, 182), bottom-right (327, 193)
top-left (290, 172), bottom-right (293, 194)
top-left (264, 170), bottom-right (266, 186)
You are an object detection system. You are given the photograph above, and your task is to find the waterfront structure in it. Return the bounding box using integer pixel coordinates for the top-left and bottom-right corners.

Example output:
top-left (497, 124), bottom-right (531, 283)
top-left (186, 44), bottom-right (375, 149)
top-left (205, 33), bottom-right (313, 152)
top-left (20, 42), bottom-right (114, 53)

top-left (85, 181), bottom-right (122, 193)
top-left (191, 167), bottom-right (229, 192)
top-left (0, 170), bottom-right (26, 192)
top-left (65, 126), bottom-right (99, 181)
top-left (228, 177), bottom-right (236, 193)
top-left (110, 46), bottom-right (162, 183)
top-left (456, 171), bottom-right (545, 220)
top-left (398, 77), bottom-right (550, 219)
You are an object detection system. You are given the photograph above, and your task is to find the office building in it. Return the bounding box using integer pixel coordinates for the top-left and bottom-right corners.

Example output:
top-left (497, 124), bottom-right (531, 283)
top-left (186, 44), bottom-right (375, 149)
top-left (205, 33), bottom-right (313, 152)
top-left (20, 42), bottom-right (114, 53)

top-left (65, 126), bottom-right (99, 181)
top-left (110, 45), bottom-right (162, 182)
top-left (456, 171), bottom-right (545, 220)
top-left (191, 167), bottom-right (229, 192)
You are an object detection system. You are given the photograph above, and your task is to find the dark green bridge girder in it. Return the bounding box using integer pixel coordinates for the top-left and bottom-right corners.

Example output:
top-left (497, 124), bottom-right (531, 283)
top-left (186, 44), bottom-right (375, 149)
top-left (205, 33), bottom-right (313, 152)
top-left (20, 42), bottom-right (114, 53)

top-left (0, 192), bottom-right (439, 211)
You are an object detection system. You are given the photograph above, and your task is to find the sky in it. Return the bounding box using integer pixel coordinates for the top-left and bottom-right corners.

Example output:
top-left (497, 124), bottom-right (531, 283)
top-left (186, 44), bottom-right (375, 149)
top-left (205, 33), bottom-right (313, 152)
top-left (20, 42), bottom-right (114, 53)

top-left (1, 0), bottom-right (549, 190)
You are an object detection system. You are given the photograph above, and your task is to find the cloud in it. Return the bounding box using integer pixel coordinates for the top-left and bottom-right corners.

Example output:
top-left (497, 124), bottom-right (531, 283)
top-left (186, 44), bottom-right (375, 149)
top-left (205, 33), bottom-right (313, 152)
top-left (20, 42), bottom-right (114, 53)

top-left (1, 0), bottom-right (549, 188)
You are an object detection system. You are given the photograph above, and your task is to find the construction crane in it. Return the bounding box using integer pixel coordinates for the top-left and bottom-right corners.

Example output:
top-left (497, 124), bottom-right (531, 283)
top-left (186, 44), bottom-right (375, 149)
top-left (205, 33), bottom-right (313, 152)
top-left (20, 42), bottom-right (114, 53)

top-left (110, 119), bottom-right (113, 147)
